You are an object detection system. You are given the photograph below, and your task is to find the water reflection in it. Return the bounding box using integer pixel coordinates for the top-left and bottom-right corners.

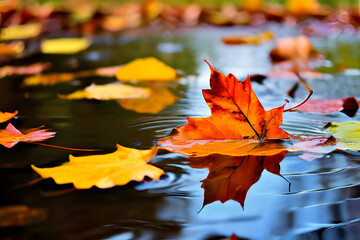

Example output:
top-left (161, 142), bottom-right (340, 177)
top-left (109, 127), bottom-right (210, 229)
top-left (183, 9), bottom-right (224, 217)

top-left (188, 151), bottom-right (288, 209)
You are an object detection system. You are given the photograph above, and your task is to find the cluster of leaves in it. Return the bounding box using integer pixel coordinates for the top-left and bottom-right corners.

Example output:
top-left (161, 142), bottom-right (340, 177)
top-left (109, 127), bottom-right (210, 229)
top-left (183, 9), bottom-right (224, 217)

top-left (1, 0), bottom-right (360, 221)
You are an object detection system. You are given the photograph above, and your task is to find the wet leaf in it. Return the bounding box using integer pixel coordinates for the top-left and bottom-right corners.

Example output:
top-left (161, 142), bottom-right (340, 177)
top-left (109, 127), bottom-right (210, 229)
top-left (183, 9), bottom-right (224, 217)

top-left (0, 205), bottom-right (47, 227)
top-left (41, 38), bottom-right (91, 54)
top-left (32, 144), bottom-right (164, 189)
top-left (188, 151), bottom-right (287, 208)
top-left (243, 0), bottom-right (263, 11)
top-left (23, 65), bottom-right (123, 86)
top-left (159, 61), bottom-right (290, 156)
top-left (115, 57), bottom-right (177, 82)
top-left (0, 22), bottom-right (42, 40)
top-left (0, 41), bottom-right (24, 55)
top-left (285, 0), bottom-right (320, 14)
top-left (290, 136), bottom-right (337, 160)
top-left (326, 122), bottom-right (360, 151)
top-left (269, 36), bottom-right (322, 66)
top-left (0, 123), bottom-right (55, 148)
top-left (160, 139), bottom-right (289, 157)
top-left (0, 111), bottom-right (17, 123)
top-left (59, 83), bottom-right (151, 100)
top-left (117, 83), bottom-right (177, 114)
top-left (222, 31), bottom-right (274, 45)
top-left (0, 63), bottom-right (51, 78)
top-left (296, 97), bottom-right (359, 117)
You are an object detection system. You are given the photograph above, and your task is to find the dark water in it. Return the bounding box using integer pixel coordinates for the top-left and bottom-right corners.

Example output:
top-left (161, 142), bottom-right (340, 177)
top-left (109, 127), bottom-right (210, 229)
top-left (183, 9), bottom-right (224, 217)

top-left (1, 25), bottom-right (360, 240)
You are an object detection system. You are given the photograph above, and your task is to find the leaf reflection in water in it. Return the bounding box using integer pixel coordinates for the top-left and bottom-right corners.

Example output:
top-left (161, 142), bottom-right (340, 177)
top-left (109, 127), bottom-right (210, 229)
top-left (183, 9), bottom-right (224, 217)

top-left (188, 151), bottom-right (288, 209)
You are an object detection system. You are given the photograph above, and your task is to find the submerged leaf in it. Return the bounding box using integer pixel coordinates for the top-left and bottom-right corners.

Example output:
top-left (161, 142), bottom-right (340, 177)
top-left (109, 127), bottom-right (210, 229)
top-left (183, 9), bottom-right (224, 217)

top-left (159, 61), bottom-right (290, 156)
top-left (41, 38), bottom-right (91, 54)
top-left (0, 22), bottom-right (42, 40)
top-left (188, 151), bottom-right (287, 208)
top-left (0, 111), bottom-right (17, 123)
top-left (60, 83), bottom-right (151, 100)
top-left (0, 123), bottom-right (55, 148)
top-left (32, 144), bottom-right (164, 189)
top-left (116, 57), bottom-right (177, 82)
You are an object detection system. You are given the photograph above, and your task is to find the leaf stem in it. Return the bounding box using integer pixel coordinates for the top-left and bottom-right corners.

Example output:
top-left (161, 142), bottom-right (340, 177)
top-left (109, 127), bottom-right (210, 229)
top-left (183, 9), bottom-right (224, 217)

top-left (32, 142), bottom-right (101, 151)
top-left (284, 71), bottom-right (313, 112)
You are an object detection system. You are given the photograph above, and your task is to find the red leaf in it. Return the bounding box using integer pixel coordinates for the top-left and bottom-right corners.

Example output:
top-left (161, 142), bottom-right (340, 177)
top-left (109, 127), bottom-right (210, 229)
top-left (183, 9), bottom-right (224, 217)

top-left (0, 123), bottom-right (55, 148)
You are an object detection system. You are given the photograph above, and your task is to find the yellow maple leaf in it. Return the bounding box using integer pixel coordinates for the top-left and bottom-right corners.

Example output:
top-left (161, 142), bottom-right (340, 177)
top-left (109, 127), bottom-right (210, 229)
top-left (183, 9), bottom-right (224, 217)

top-left (59, 83), bottom-right (151, 100)
top-left (0, 23), bottom-right (42, 41)
top-left (41, 38), bottom-right (91, 54)
top-left (31, 144), bottom-right (164, 189)
top-left (116, 57), bottom-right (177, 82)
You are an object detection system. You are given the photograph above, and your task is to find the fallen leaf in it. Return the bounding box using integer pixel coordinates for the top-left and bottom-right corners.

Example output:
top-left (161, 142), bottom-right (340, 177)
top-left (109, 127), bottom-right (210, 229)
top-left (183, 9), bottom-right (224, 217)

top-left (0, 111), bottom-right (17, 123)
top-left (243, 0), bottom-right (263, 11)
top-left (59, 83), bottom-right (151, 100)
top-left (269, 36), bottom-right (322, 67)
top-left (41, 38), bottom-right (91, 54)
top-left (0, 22), bottom-right (42, 41)
top-left (23, 65), bottom-right (123, 86)
top-left (326, 122), bottom-right (360, 151)
top-left (117, 83), bottom-right (177, 114)
top-left (115, 57), bottom-right (177, 82)
top-left (296, 97), bottom-right (359, 117)
top-left (188, 151), bottom-right (287, 208)
top-left (290, 136), bottom-right (337, 160)
top-left (0, 205), bottom-right (47, 227)
top-left (159, 61), bottom-right (290, 156)
top-left (0, 63), bottom-right (51, 78)
top-left (32, 144), bottom-right (164, 189)
top-left (0, 123), bottom-right (55, 148)
top-left (285, 0), bottom-right (320, 14)
top-left (0, 41), bottom-right (24, 55)
top-left (222, 31), bottom-right (274, 45)
top-left (160, 138), bottom-right (289, 157)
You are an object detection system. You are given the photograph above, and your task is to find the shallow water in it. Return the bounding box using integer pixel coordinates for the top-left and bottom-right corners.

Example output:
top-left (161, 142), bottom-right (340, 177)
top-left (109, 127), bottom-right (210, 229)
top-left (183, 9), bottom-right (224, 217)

top-left (1, 24), bottom-right (360, 240)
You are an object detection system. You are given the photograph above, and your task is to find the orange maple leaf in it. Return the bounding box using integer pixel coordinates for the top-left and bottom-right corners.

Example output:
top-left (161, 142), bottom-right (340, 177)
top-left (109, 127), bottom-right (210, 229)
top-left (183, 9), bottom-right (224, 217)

top-left (0, 111), bottom-right (17, 123)
top-left (0, 123), bottom-right (55, 148)
top-left (159, 61), bottom-right (290, 155)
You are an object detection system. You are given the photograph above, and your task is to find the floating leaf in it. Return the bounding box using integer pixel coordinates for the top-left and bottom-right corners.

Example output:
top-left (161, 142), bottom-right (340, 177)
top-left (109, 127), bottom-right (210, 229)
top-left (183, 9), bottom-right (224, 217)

top-left (23, 65), bottom-right (123, 86)
top-left (188, 151), bottom-right (287, 209)
top-left (0, 41), bottom-right (24, 55)
top-left (222, 31), bottom-right (274, 45)
top-left (117, 83), bottom-right (177, 114)
top-left (0, 111), bottom-right (17, 123)
top-left (59, 83), bottom-right (151, 100)
top-left (160, 139), bottom-right (289, 157)
top-left (243, 0), bottom-right (263, 11)
top-left (269, 36), bottom-right (322, 65)
top-left (41, 38), bottom-right (91, 54)
top-left (326, 122), bottom-right (360, 151)
top-left (32, 144), bottom-right (164, 189)
top-left (0, 22), bottom-right (42, 40)
top-left (285, 0), bottom-right (320, 14)
top-left (159, 61), bottom-right (290, 156)
top-left (115, 57), bottom-right (177, 82)
top-left (0, 205), bottom-right (47, 227)
top-left (0, 63), bottom-right (51, 78)
top-left (0, 123), bottom-right (55, 148)
top-left (296, 97), bottom-right (359, 117)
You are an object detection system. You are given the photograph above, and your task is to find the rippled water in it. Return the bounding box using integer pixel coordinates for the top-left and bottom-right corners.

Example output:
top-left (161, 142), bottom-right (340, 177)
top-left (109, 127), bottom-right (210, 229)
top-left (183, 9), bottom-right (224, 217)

top-left (1, 25), bottom-right (360, 239)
